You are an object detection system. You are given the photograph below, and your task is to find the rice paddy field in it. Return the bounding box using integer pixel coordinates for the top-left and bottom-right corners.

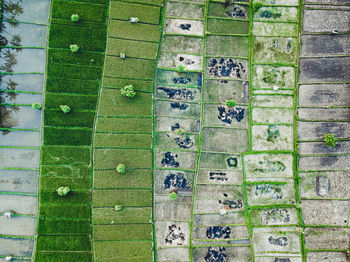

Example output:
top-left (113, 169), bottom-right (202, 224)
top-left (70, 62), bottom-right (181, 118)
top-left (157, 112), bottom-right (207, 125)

top-left (0, 0), bottom-right (349, 261)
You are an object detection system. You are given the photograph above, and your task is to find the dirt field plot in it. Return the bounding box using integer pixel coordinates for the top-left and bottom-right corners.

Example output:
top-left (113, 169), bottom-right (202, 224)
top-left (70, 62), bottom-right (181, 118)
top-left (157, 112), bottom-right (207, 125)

top-left (250, 207), bottom-right (299, 226)
top-left (155, 150), bottom-right (198, 170)
top-left (204, 79), bottom-right (249, 103)
top-left (166, 1), bottom-right (204, 19)
top-left (254, 6), bottom-right (298, 22)
top-left (203, 104), bottom-right (249, 128)
top-left (158, 52), bottom-right (203, 71)
top-left (206, 58), bottom-right (249, 80)
top-left (161, 35), bottom-right (203, 54)
top-left (252, 125), bottom-right (293, 151)
top-left (164, 18), bottom-right (204, 36)
top-left (155, 132), bottom-right (199, 151)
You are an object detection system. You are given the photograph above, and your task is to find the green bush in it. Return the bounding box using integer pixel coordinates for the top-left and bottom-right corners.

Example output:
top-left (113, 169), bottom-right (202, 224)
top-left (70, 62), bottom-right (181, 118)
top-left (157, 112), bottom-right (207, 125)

top-left (70, 44), bottom-right (79, 53)
top-left (324, 134), bottom-right (338, 148)
top-left (225, 99), bottom-right (236, 107)
top-left (71, 14), bottom-right (79, 22)
top-left (252, 2), bottom-right (263, 13)
top-left (56, 186), bottom-right (70, 196)
top-left (120, 85), bottom-right (136, 98)
top-left (32, 102), bottom-right (42, 110)
top-left (115, 205), bottom-right (123, 211)
top-left (169, 192), bottom-right (178, 200)
top-left (116, 164), bottom-right (126, 174)
top-left (177, 65), bottom-right (185, 73)
top-left (60, 105), bottom-right (71, 113)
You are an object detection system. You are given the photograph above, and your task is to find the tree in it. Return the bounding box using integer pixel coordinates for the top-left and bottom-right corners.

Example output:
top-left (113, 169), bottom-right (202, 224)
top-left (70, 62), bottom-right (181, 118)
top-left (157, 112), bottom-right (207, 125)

top-left (60, 105), bottom-right (71, 113)
top-left (70, 44), bottom-right (79, 53)
top-left (120, 85), bottom-right (136, 98)
top-left (116, 164), bottom-right (126, 174)
top-left (57, 186), bottom-right (70, 196)
top-left (71, 14), bottom-right (79, 22)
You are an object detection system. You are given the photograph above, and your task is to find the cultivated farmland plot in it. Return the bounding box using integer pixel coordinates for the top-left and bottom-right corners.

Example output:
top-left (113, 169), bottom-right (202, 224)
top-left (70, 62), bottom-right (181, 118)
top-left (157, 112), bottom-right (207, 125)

top-left (0, 0), bottom-right (349, 261)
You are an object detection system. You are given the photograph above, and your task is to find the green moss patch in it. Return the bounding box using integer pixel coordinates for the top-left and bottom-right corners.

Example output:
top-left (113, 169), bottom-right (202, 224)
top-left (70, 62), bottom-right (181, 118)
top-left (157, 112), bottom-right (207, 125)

top-left (96, 117), bottom-right (152, 133)
top-left (110, 1), bottom-right (160, 25)
top-left (93, 148), bottom-right (152, 169)
top-left (94, 169), bottom-right (152, 189)
top-left (93, 189), bottom-right (152, 207)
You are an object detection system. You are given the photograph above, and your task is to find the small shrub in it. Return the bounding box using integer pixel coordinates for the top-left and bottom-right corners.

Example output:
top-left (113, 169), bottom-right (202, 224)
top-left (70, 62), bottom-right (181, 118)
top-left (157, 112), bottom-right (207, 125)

top-left (175, 128), bottom-right (184, 135)
top-left (60, 105), bottom-right (71, 114)
top-left (56, 186), bottom-right (70, 196)
top-left (115, 205), bottom-right (123, 211)
top-left (116, 164), bottom-right (126, 174)
top-left (251, 2), bottom-right (263, 13)
top-left (225, 100), bottom-right (236, 107)
top-left (120, 52), bottom-right (126, 59)
top-left (121, 85), bottom-right (136, 98)
top-left (177, 65), bottom-right (186, 73)
top-left (70, 44), bottom-right (79, 53)
top-left (169, 192), bottom-right (178, 200)
top-left (31, 102), bottom-right (42, 110)
top-left (324, 134), bottom-right (338, 148)
top-left (71, 14), bottom-right (79, 22)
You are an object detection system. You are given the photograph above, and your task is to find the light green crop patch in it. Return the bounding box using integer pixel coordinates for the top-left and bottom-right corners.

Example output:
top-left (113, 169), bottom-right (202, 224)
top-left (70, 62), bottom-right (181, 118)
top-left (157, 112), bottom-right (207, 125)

top-left (208, 2), bottom-right (249, 20)
top-left (93, 224), bottom-right (152, 241)
top-left (206, 35), bottom-right (249, 57)
top-left (93, 189), bottom-right (152, 207)
top-left (254, 7), bottom-right (298, 22)
top-left (207, 18), bottom-right (249, 35)
top-left (253, 36), bottom-right (297, 64)
top-left (92, 207), bottom-right (152, 224)
top-left (94, 133), bottom-right (152, 148)
top-left (161, 35), bottom-right (204, 54)
top-left (253, 65), bottom-right (295, 90)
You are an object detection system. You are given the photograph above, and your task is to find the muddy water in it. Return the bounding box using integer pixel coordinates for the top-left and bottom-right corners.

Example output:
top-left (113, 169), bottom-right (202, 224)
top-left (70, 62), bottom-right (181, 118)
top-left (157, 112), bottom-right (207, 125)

top-left (0, 0), bottom-right (50, 259)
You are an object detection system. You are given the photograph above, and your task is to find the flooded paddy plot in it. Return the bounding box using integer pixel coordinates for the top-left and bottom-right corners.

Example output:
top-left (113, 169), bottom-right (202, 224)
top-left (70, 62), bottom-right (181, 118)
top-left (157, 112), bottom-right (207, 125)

top-left (161, 35), bottom-right (203, 54)
top-left (206, 57), bottom-right (248, 80)
top-left (164, 18), bottom-right (204, 36)
top-left (155, 149), bottom-right (197, 170)
top-left (253, 22), bottom-right (298, 37)
top-left (166, 1), bottom-right (204, 19)
top-left (244, 153), bottom-right (294, 182)
top-left (254, 6), bottom-right (298, 22)
top-left (203, 104), bottom-right (248, 128)
top-left (252, 125), bottom-right (293, 151)
top-left (253, 227), bottom-right (301, 253)
top-left (298, 84), bottom-right (350, 107)
top-left (250, 207), bottom-right (299, 226)
top-left (156, 116), bottom-right (200, 133)
top-left (0, 148), bottom-right (39, 169)
top-left (192, 246), bottom-right (252, 262)
top-left (157, 69), bottom-right (202, 88)
top-left (299, 140), bottom-right (350, 155)
top-left (156, 85), bottom-right (201, 102)
top-left (155, 132), bottom-right (199, 151)
top-left (196, 169), bottom-right (243, 185)
top-left (253, 65), bottom-right (295, 90)
top-left (247, 181), bottom-right (296, 206)
top-left (201, 127), bottom-right (249, 153)
top-left (157, 248), bottom-right (190, 262)
top-left (1, 92), bottom-right (42, 105)
top-left (204, 79), bottom-right (249, 103)
top-left (0, 195), bottom-right (37, 215)
top-left (299, 155), bottom-right (350, 171)
top-left (253, 36), bottom-right (297, 64)
top-left (208, 2), bottom-right (249, 19)
top-left (158, 52), bottom-right (203, 71)
top-left (155, 202), bottom-right (192, 221)
top-left (0, 49), bottom-right (45, 73)
top-left (199, 152), bottom-right (242, 170)
top-left (206, 35), bottom-right (249, 57)
top-left (0, 74), bottom-right (44, 93)
top-left (207, 18), bottom-right (249, 35)
top-left (154, 169), bottom-right (194, 194)
top-left (299, 57), bottom-right (350, 83)
top-left (156, 100), bottom-right (201, 118)
top-left (0, 170), bottom-right (37, 193)
top-left (252, 95), bottom-right (294, 108)
top-left (304, 227), bottom-right (350, 250)
top-left (298, 108), bottom-right (350, 121)
top-left (155, 221), bottom-right (190, 247)
top-left (0, 216), bottom-right (36, 236)
top-left (194, 212), bottom-right (246, 226)
top-left (303, 9), bottom-right (350, 33)
top-left (301, 35), bottom-right (350, 56)
top-left (297, 121), bottom-right (350, 140)
top-left (194, 199), bottom-right (245, 213)
top-left (0, 131), bottom-right (40, 147)
top-left (3, 0), bottom-right (50, 24)
top-left (253, 108), bottom-right (294, 124)
top-left (301, 200), bottom-right (349, 226)
top-left (299, 171), bottom-right (350, 200)
top-left (0, 238), bottom-right (34, 257)
top-left (195, 184), bottom-right (243, 200)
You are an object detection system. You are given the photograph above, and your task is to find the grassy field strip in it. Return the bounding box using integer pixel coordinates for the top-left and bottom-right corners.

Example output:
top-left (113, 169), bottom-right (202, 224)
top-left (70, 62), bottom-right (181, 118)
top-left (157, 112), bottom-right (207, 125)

top-left (92, 0), bottom-right (163, 261)
top-left (245, 1), bottom-right (304, 261)
top-left (33, 0), bottom-right (109, 261)
top-left (0, 0), bottom-right (52, 259)
top-left (296, 2), bottom-right (350, 261)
